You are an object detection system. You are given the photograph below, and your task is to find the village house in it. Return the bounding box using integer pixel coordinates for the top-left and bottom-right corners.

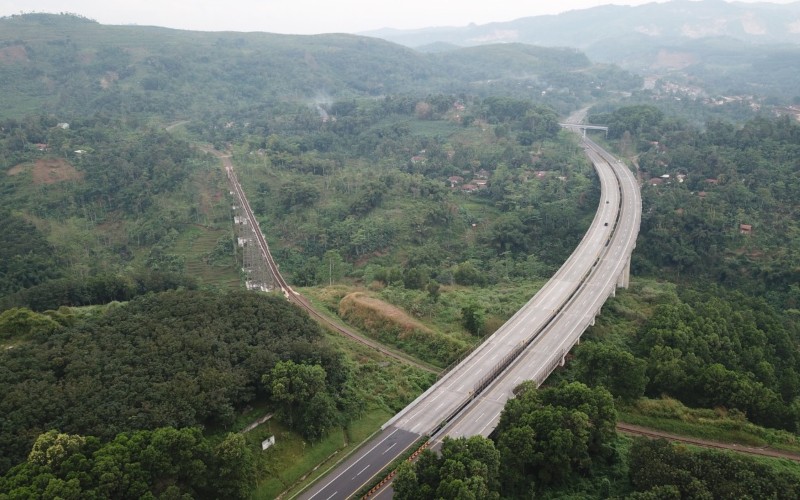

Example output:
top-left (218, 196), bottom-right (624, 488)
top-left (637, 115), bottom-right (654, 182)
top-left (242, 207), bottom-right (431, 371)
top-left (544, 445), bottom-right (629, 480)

top-left (447, 176), bottom-right (464, 188)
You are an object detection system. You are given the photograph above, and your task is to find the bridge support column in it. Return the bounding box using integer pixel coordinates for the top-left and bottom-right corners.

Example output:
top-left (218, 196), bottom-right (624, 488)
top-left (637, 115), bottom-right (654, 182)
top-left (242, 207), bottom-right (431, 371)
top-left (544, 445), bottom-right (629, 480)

top-left (616, 257), bottom-right (631, 289)
top-left (559, 355), bottom-right (566, 367)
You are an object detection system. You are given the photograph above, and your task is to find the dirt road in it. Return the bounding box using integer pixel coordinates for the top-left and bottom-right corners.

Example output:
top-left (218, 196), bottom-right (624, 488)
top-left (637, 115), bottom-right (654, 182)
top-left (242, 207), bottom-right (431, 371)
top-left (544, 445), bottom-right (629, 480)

top-left (617, 422), bottom-right (800, 462)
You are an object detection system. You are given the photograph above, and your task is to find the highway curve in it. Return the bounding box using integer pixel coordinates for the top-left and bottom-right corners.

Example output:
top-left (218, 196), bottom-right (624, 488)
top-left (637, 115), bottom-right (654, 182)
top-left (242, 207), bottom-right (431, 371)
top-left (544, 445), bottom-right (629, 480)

top-left (298, 134), bottom-right (641, 500)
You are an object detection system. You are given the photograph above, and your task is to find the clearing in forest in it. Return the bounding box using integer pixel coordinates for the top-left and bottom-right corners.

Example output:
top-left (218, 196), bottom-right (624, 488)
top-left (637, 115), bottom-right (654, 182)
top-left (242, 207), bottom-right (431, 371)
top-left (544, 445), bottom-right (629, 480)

top-left (339, 292), bottom-right (434, 337)
top-left (8, 157), bottom-right (83, 185)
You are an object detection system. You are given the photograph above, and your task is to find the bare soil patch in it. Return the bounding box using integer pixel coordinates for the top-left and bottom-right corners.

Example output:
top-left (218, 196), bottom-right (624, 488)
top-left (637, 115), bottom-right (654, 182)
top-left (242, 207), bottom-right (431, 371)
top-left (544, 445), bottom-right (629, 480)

top-left (12, 157), bottom-right (84, 185)
top-left (653, 49), bottom-right (696, 70)
top-left (0, 45), bottom-right (28, 64)
top-left (340, 292), bottom-right (434, 336)
top-left (7, 163), bottom-right (28, 176)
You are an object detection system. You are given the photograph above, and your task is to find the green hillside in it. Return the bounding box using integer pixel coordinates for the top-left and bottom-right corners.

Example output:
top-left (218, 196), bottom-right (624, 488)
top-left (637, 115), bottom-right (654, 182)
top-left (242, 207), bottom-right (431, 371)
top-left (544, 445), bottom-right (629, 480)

top-left (0, 13), bottom-right (640, 120)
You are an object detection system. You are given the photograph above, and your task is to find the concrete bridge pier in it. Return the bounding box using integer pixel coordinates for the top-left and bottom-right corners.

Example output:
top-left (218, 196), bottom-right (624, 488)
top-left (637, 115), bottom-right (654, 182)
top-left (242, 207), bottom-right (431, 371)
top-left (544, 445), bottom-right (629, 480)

top-left (617, 257), bottom-right (631, 289)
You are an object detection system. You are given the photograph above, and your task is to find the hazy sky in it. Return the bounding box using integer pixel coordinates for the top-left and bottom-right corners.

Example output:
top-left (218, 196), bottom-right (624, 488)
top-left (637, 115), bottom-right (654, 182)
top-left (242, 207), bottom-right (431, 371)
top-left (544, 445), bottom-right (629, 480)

top-left (1, 0), bottom-right (796, 34)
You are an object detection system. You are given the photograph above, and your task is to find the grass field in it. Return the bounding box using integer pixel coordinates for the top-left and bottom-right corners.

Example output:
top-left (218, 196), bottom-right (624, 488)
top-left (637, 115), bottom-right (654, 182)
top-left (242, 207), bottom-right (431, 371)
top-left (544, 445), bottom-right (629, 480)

top-left (169, 224), bottom-right (240, 290)
top-left (248, 409), bottom-right (394, 499)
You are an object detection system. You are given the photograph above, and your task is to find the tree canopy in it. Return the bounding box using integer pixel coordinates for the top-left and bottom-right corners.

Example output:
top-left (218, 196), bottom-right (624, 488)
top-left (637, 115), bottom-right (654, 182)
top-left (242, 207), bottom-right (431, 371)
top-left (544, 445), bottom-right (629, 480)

top-left (0, 289), bottom-right (351, 473)
top-left (0, 427), bottom-right (256, 499)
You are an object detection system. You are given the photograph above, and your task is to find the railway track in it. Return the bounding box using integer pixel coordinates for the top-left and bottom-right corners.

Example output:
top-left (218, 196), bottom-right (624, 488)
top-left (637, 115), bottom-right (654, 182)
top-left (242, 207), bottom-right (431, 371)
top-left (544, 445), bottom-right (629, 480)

top-left (207, 147), bottom-right (440, 376)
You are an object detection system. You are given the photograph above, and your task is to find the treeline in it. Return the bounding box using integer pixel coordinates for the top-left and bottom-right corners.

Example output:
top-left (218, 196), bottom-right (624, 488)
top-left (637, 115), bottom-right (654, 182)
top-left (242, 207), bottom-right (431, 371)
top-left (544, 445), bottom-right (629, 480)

top-left (628, 438), bottom-right (800, 499)
top-left (393, 381), bottom-right (800, 499)
top-left (0, 290), bottom-right (357, 474)
top-left (0, 428), bottom-right (254, 499)
top-left (0, 270), bottom-right (196, 312)
top-left (0, 212), bottom-right (62, 296)
top-left (571, 286), bottom-right (800, 432)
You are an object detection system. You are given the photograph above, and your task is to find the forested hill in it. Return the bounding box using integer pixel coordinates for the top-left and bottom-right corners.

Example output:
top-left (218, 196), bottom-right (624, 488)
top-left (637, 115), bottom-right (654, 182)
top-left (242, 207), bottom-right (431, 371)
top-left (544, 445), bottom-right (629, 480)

top-left (362, 0), bottom-right (800, 102)
top-left (364, 0), bottom-right (800, 54)
top-left (0, 13), bottom-right (639, 120)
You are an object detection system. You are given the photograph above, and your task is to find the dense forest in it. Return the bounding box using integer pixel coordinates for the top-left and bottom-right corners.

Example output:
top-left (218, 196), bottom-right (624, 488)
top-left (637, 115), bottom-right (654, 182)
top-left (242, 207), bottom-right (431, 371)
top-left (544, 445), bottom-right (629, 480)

top-left (0, 428), bottom-right (255, 499)
top-left (590, 105), bottom-right (800, 308)
top-left (0, 291), bottom-right (357, 471)
top-left (2, 11), bottom-right (800, 499)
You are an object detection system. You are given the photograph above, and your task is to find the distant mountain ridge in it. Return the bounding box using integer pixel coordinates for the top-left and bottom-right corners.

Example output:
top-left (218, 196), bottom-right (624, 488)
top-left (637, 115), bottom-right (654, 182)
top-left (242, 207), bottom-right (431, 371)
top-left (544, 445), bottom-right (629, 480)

top-left (361, 0), bottom-right (800, 64)
top-left (0, 13), bottom-right (643, 120)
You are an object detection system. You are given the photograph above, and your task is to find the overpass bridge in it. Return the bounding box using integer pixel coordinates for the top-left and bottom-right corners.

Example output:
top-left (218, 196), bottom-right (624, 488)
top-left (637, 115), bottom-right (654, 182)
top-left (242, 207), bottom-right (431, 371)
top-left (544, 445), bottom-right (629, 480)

top-left (298, 134), bottom-right (640, 500)
top-left (560, 122), bottom-right (609, 138)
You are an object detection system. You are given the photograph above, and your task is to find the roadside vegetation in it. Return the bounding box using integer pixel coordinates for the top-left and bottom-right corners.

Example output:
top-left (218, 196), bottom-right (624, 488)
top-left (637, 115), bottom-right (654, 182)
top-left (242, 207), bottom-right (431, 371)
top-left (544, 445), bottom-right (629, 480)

top-left (393, 382), bottom-right (800, 499)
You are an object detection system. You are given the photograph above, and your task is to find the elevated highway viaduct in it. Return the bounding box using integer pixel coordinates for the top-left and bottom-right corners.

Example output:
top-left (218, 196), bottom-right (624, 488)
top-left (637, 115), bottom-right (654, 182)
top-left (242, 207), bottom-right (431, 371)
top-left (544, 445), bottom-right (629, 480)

top-left (298, 134), bottom-right (640, 500)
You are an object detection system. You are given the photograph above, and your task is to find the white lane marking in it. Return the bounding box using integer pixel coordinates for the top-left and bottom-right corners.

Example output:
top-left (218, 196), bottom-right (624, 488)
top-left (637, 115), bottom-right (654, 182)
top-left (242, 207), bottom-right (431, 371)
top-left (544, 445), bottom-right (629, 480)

top-left (356, 465), bottom-right (370, 477)
top-left (307, 428), bottom-right (399, 499)
top-left (382, 443), bottom-right (397, 455)
top-left (478, 416), bottom-right (497, 435)
top-left (325, 492), bottom-right (338, 500)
